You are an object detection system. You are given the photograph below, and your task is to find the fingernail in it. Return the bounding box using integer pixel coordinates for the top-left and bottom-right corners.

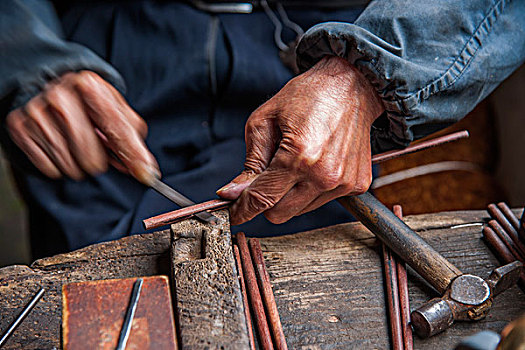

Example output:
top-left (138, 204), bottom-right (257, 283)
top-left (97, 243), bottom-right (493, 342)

top-left (216, 182), bottom-right (237, 195)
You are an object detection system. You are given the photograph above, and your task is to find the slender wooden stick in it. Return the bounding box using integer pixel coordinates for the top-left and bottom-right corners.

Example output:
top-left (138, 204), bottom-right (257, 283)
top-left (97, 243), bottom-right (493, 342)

top-left (482, 226), bottom-right (525, 291)
top-left (236, 233), bottom-right (274, 350)
top-left (488, 204), bottom-right (525, 258)
top-left (497, 202), bottom-right (520, 231)
top-left (143, 199), bottom-right (230, 230)
top-left (488, 220), bottom-right (524, 263)
top-left (249, 239), bottom-right (287, 350)
top-left (234, 245), bottom-right (256, 350)
top-left (382, 239), bottom-right (403, 350)
top-left (143, 130), bottom-right (470, 230)
top-left (393, 205), bottom-right (413, 350)
top-left (371, 130), bottom-right (469, 164)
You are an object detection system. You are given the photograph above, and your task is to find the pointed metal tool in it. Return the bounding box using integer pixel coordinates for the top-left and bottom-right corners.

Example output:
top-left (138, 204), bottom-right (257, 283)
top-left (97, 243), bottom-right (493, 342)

top-left (150, 178), bottom-right (218, 224)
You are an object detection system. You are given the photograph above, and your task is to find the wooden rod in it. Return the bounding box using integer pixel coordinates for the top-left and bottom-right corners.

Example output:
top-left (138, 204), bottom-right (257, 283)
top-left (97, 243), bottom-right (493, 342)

top-left (143, 130), bottom-right (470, 230)
top-left (520, 210), bottom-right (525, 243)
top-left (382, 243), bottom-right (403, 350)
top-left (488, 204), bottom-right (525, 258)
top-left (236, 233), bottom-right (274, 350)
top-left (234, 245), bottom-right (256, 350)
top-left (339, 192), bottom-right (462, 294)
top-left (393, 205), bottom-right (413, 350)
top-left (249, 239), bottom-right (287, 350)
top-left (488, 220), bottom-right (524, 263)
top-left (143, 199), bottom-right (230, 230)
top-left (497, 202), bottom-right (520, 231)
top-left (482, 226), bottom-right (525, 292)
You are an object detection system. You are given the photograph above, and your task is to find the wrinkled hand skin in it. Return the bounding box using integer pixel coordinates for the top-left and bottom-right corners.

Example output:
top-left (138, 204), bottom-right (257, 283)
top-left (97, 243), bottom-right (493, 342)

top-left (217, 56), bottom-right (385, 225)
top-left (6, 71), bottom-right (160, 185)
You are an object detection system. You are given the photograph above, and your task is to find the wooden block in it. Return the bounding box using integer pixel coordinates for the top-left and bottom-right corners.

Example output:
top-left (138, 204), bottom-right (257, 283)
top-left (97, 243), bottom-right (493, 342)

top-left (170, 209), bottom-right (250, 349)
top-left (62, 276), bottom-right (177, 350)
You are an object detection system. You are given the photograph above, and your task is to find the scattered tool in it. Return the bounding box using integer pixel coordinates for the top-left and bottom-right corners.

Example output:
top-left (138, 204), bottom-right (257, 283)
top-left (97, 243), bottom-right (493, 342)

top-left (382, 205), bottom-right (412, 350)
top-left (116, 278), bottom-right (144, 350)
top-left (143, 130), bottom-right (470, 230)
top-left (338, 192), bottom-right (523, 338)
top-left (0, 288), bottom-right (45, 347)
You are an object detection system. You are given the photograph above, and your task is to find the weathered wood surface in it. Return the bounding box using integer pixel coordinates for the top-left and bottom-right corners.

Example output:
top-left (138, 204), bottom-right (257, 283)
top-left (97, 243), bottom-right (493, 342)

top-left (259, 209), bottom-right (525, 349)
top-left (0, 209), bottom-right (523, 349)
top-left (0, 230), bottom-right (172, 349)
top-left (170, 210), bottom-right (250, 349)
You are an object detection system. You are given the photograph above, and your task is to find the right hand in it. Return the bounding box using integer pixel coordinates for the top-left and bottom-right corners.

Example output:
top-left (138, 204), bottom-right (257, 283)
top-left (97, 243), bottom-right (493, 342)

top-left (6, 70), bottom-right (160, 185)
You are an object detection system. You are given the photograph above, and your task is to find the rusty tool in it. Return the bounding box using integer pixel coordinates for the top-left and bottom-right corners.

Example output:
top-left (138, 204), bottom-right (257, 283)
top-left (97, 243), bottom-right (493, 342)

top-left (338, 192), bottom-right (523, 338)
top-left (143, 130), bottom-right (470, 230)
top-left (249, 238), bottom-right (287, 350)
top-left (382, 240), bottom-right (403, 350)
top-left (0, 288), bottom-right (45, 347)
top-left (116, 278), bottom-right (143, 350)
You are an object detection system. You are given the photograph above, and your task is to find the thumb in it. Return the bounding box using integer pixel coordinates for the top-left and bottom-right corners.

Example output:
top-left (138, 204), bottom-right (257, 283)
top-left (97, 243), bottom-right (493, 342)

top-left (217, 112), bottom-right (279, 199)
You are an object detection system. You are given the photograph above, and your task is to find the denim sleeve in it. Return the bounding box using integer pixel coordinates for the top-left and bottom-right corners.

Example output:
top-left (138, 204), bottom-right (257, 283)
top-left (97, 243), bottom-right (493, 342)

top-left (296, 0), bottom-right (525, 152)
top-left (0, 0), bottom-right (125, 113)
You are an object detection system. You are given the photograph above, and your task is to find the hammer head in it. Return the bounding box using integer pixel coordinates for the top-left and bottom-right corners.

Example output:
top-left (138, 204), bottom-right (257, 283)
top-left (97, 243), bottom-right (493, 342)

top-left (411, 261), bottom-right (523, 338)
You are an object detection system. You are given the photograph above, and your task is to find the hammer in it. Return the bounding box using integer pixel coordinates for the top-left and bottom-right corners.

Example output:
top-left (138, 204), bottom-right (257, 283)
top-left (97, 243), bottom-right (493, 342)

top-left (338, 192), bottom-right (523, 338)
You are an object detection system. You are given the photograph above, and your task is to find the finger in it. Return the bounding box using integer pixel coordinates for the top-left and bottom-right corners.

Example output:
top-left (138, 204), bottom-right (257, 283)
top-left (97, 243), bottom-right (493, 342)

top-left (263, 182), bottom-right (321, 224)
top-left (95, 129), bottom-right (129, 174)
top-left (297, 185), bottom-right (354, 216)
top-left (44, 81), bottom-right (108, 176)
top-left (74, 71), bottom-right (160, 185)
top-left (217, 109), bottom-right (279, 199)
top-left (109, 86), bottom-right (148, 139)
top-left (229, 150), bottom-right (298, 225)
top-left (6, 110), bottom-right (62, 179)
top-left (24, 96), bottom-right (85, 180)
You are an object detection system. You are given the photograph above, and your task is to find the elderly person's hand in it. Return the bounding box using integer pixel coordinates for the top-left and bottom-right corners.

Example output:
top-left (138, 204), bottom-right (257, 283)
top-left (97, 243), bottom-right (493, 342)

top-left (6, 71), bottom-right (159, 185)
top-left (217, 56), bottom-right (384, 225)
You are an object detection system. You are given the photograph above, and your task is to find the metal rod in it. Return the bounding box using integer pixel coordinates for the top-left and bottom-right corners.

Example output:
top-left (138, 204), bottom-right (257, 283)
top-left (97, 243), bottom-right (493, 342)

top-left (371, 130), bottom-right (469, 164)
top-left (143, 199), bottom-right (230, 230)
top-left (0, 288), bottom-right (45, 347)
top-left (116, 278), bottom-right (143, 350)
top-left (338, 192), bottom-right (462, 294)
top-left (488, 204), bottom-right (525, 258)
top-left (150, 178), bottom-right (218, 224)
top-left (382, 243), bottom-right (403, 350)
top-left (393, 205), bottom-right (413, 350)
top-left (236, 233), bottom-right (274, 350)
top-left (143, 130), bottom-right (470, 230)
top-left (249, 239), bottom-right (287, 350)
top-left (234, 245), bottom-right (257, 350)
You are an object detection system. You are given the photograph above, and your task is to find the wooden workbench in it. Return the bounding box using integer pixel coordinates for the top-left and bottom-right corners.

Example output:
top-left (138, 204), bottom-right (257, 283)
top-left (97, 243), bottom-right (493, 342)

top-left (0, 209), bottom-right (523, 349)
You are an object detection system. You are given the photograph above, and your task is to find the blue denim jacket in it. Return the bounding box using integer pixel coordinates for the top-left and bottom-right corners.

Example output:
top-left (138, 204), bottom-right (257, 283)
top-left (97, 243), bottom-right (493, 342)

top-left (296, 0), bottom-right (525, 151)
top-left (1, 0), bottom-right (524, 151)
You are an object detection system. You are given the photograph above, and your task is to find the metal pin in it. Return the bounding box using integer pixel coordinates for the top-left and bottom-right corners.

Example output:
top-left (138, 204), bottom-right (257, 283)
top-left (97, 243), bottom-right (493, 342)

top-left (116, 278), bottom-right (143, 350)
top-left (0, 288), bottom-right (45, 347)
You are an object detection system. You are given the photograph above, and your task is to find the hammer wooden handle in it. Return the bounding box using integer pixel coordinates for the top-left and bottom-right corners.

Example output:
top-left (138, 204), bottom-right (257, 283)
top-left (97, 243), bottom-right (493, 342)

top-left (338, 192), bottom-right (462, 294)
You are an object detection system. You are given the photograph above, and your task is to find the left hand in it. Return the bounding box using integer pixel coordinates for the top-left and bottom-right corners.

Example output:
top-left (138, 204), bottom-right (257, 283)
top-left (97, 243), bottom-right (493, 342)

top-left (216, 56), bottom-right (385, 225)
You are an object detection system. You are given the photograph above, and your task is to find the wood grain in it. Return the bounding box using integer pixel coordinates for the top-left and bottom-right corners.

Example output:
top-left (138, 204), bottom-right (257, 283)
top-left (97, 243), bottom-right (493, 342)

top-left (169, 210), bottom-right (250, 349)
